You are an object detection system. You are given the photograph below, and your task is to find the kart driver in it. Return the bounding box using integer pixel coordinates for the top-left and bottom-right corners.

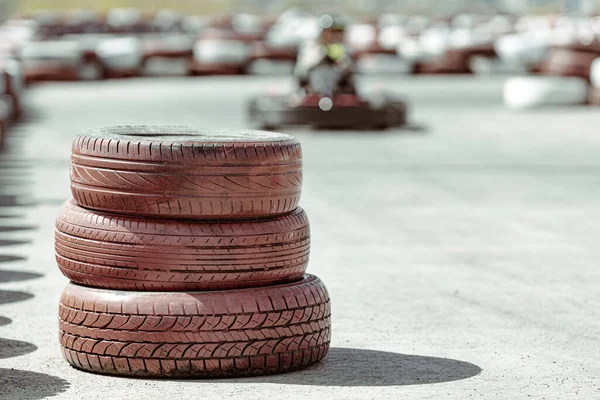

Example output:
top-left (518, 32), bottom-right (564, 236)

top-left (293, 13), bottom-right (357, 95)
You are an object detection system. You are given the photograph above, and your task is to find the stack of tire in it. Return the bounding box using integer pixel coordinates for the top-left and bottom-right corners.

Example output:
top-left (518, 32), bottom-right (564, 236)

top-left (55, 126), bottom-right (331, 378)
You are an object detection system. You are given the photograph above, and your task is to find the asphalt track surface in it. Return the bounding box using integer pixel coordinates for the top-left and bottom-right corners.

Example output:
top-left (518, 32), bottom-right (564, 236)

top-left (1, 75), bottom-right (600, 399)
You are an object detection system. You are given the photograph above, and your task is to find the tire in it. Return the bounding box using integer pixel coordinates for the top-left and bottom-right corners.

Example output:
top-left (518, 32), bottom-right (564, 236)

top-left (70, 126), bottom-right (302, 220)
top-left (539, 49), bottom-right (597, 80)
top-left (248, 96), bottom-right (288, 131)
top-left (503, 76), bottom-right (588, 110)
top-left (260, 124), bottom-right (281, 131)
top-left (588, 86), bottom-right (600, 106)
top-left (59, 275), bottom-right (331, 378)
top-left (589, 57), bottom-right (600, 88)
top-left (494, 33), bottom-right (550, 69)
top-left (79, 61), bottom-right (105, 81)
top-left (55, 199), bottom-right (310, 291)
top-left (382, 102), bottom-right (407, 128)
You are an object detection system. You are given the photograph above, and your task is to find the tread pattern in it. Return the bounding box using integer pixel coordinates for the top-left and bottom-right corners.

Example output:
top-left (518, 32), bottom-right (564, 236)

top-left (55, 199), bottom-right (309, 291)
top-left (70, 126), bottom-right (302, 219)
top-left (59, 275), bottom-right (330, 378)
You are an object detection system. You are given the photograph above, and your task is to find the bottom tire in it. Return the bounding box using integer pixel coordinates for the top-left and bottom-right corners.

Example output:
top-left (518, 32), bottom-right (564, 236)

top-left (59, 275), bottom-right (331, 378)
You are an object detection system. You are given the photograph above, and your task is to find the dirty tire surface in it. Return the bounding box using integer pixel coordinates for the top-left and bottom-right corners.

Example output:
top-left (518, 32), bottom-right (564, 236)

top-left (70, 126), bottom-right (302, 220)
top-left (55, 199), bottom-right (310, 291)
top-left (59, 275), bottom-right (331, 378)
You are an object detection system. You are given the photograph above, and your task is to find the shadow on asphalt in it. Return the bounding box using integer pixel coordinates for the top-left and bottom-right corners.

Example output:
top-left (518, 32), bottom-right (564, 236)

top-left (0, 255), bottom-right (27, 263)
top-left (0, 289), bottom-right (34, 305)
top-left (0, 316), bottom-right (10, 327)
top-left (0, 225), bottom-right (37, 233)
top-left (229, 348), bottom-right (481, 386)
top-left (0, 195), bottom-right (35, 208)
top-left (0, 338), bottom-right (37, 360)
top-left (0, 368), bottom-right (70, 400)
top-left (0, 178), bottom-right (33, 186)
top-left (14, 107), bottom-right (46, 125)
top-left (0, 269), bottom-right (43, 284)
top-left (300, 123), bottom-right (430, 135)
top-left (0, 214), bottom-right (25, 219)
top-left (0, 239), bottom-right (32, 247)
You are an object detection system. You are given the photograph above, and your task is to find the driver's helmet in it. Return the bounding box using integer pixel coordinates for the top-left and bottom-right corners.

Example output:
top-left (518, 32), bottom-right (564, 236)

top-left (318, 13), bottom-right (350, 61)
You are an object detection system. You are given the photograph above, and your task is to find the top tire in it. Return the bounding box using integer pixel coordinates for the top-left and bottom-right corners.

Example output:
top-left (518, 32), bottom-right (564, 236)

top-left (70, 126), bottom-right (302, 219)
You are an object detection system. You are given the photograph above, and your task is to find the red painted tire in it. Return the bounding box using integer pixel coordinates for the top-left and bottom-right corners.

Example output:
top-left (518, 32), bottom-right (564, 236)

top-left (59, 275), bottom-right (331, 378)
top-left (55, 199), bottom-right (309, 291)
top-left (539, 49), bottom-right (597, 80)
top-left (70, 126), bottom-right (302, 220)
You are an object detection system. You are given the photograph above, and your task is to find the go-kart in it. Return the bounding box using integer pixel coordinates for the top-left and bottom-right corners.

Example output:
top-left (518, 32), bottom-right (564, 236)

top-left (247, 64), bottom-right (407, 130)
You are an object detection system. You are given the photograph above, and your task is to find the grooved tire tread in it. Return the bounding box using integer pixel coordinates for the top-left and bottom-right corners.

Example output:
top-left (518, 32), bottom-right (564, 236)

top-left (70, 126), bottom-right (302, 219)
top-left (59, 275), bottom-right (330, 378)
top-left (55, 199), bottom-right (309, 291)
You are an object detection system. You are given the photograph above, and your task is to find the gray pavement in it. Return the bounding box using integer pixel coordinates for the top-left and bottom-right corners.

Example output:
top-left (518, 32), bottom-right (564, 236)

top-left (1, 75), bottom-right (600, 399)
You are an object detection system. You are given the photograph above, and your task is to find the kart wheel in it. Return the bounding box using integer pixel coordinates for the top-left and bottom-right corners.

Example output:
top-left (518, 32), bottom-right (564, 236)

top-left (70, 126), bottom-right (302, 220)
top-left (260, 123), bottom-right (281, 131)
top-left (79, 61), bottom-right (105, 81)
top-left (59, 275), bottom-right (331, 377)
top-left (55, 199), bottom-right (310, 291)
top-left (384, 102), bottom-right (407, 128)
top-left (247, 96), bottom-right (287, 131)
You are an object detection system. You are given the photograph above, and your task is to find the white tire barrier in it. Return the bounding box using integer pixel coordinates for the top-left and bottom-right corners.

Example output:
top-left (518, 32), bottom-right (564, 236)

top-left (494, 34), bottom-right (550, 68)
top-left (20, 40), bottom-right (83, 62)
top-left (193, 39), bottom-right (250, 64)
top-left (357, 54), bottom-right (413, 75)
top-left (590, 57), bottom-right (600, 88)
top-left (503, 76), bottom-right (588, 110)
top-left (95, 37), bottom-right (143, 70)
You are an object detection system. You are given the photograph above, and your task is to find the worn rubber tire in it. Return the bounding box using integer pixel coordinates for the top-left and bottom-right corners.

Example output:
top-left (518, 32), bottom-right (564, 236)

top-left (59, 275), bottom-right (331, 378)
top-left (55, 199), bottom-right (309, 291)
top-left (70, 126), bottom-right (302, 220)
